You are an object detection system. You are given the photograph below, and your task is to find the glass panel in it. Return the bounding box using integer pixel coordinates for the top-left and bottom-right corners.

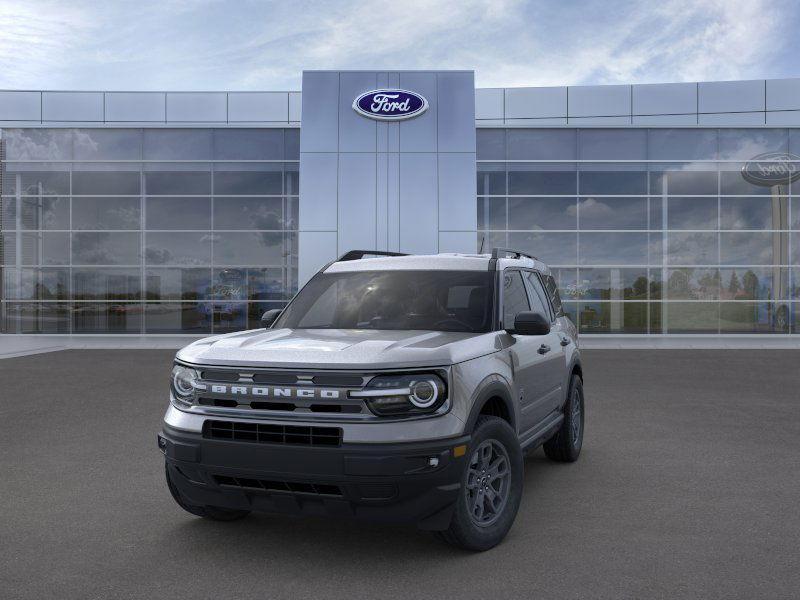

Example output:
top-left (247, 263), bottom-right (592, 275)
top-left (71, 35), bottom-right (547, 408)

top-left (72, 232), bottom-right (140, 265)
top-left (649, 302), bottom-right (662, 333)
top-left (1, 232), bottom-right (15, 264)
top-left (1, 198), bottom-right (17, 228)
top-left (507, 232), bottom-right (577, 265)
top-left (72, 197), bottom-right (140, 230)
top-left (507, 197), bottom-right (576, 230)
top-left (248, 302), bottom-right (286, 329)
top-left (666, 268), bottom-right (720, 300)
top-left (667, 197), bottom-right (718, 230)
top-left (718, 129), bottom-right (788, 160)
top-left (213, 129), bottom-right (283, 160)
top-left (649, 269), bottom-right (663, 300)
top-left (579, 171), bottom-right (647, 195)
top-left (3, 303), bottom-right (70, 333)
top-left (476, 164), bottom-right (506, 195)
top-left (793, 198), bottom-right (800, 230)
top-left (792, 268), bottom-right (800, 299)
top-left (579, 233), bottom-right (649, 265)
top-left (12, 268), bottom-right (70, 300)
top-left (73, 129), bottom-right (141, 160)
top-left (144, 303), bottom-right (212, 333)
top-left (794, 232), bottom-right (800, 265)
top-left (508, 167), bottom-right (576, 195)
top-left (577, 268), bottom-right (649, 300)
top-left (213, 168), bottom-right (283, 195)
top-left (285, 197), bottom-right (298, 231)
top-left (145, 268), bottom-right (212, 300)
top-left (212, 302), bottom-right (247, 332)
top-left (720, 168), bottom-right (777, 196)
top-left (577, 302), bottom-right (648, 333)
top-left (648, 129), bottom-right (718, 161)
top-left (3, 129), bottom-right (73, 160)
top-left (719, 267), bottom-right (787, 301)
top-left (19, 232), bottom-right (70, 265)
top-left (507, 129), bottom-right (575, 160)
top-left (285, 129), bottom-right (300, 159)
top-left (666, 232), bottom-right (718, 265)
top-left (719, 302), bottom-right (780, 333)
top-left (664, 302), bottom-right (719, 333)
top-left (578, 197), bottom-right (646, 230)
top-left (720, 197), bottom-right (787, 230)
top-left (578, 129), bottom-right (646, 160)
top-left (143, 129), bottom-right (213, 160)
top-left (144, 171), bottom-right (211, 195)
top-left (561, 301), bottom-right (578, 326)
top-left (145, 232), bottom-right (212, 265)
top-left (145, 197), bottom-right (211, 230)
top-left (720, 232), bottom-right (777, 265)
top-left (213, 197), bottom-right (284, 230)
top-left (213, 232), bottom-right (294, 266)
top-left (476, 129), bottom-right (505, 160)
top-left (245, 268), bottom-right (289, 300)
top-left (72, 171), bottom-right (141, 195)
top-left (548, 268), bottom-right (578, 303)
top-left (72, 303), bottom-right (142, 333)
top-left (649, 197), bottom-right (663, 230)
top-left (20, 197), bottom-right (69, 230)
top-left (11, 170), bottom-right (70, 195)
top-left (650, 169), bottom-right (717, 196)
top-left (72, 268), bottom-right (141, 300)
top-left (284, 163), bottom-right (299, 196)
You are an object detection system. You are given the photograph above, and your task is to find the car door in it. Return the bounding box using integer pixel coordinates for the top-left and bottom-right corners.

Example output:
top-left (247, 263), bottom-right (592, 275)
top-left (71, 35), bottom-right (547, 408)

top-left (523, 270), bottom-right (568, 417)
top-left (501, 269), bottom-right (555, 436)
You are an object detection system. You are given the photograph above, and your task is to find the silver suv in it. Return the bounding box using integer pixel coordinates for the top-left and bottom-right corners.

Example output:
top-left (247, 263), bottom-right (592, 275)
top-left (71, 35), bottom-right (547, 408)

top-left (159, 248), bottom-right (584, 551)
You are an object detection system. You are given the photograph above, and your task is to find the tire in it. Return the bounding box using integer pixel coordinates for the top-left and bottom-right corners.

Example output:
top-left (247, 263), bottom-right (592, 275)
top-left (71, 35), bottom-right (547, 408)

top-left (543, 374), bottom-right (584, 463)
top-left (435, 415), bottom-right (524, 551)
top-left (165, 463), bottom-right (250, 522)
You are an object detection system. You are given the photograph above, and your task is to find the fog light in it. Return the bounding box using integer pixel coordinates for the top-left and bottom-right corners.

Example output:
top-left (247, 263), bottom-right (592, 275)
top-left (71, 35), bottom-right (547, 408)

top-left (428, 457), bottom-right (439, 468)
top-left (157, 434), bottom-right (167, 453)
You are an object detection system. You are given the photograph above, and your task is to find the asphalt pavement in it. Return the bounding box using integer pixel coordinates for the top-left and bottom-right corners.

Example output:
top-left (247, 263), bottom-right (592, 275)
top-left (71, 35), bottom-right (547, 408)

top-left (1, 349), bottom-right (799, 599)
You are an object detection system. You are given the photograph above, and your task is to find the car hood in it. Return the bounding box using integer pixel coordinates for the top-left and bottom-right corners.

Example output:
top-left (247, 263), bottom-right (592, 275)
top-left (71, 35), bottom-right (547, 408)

top-left (176, 328), bottom-right (501, 370)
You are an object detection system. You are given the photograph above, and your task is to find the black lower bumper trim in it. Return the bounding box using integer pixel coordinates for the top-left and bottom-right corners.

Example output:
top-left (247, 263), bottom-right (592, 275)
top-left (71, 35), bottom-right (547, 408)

top-left (160, 424), bottom-right (470, 530)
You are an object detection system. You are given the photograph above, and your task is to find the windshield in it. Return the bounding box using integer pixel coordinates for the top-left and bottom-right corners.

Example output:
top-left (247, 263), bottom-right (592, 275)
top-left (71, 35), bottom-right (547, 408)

top-left (274, 270), bottom-right (495, 333)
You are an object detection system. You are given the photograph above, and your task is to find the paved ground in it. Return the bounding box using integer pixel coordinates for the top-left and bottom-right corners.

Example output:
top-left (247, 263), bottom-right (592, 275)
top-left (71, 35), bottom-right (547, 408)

top-left (1, 349), bottom-right (799, 600)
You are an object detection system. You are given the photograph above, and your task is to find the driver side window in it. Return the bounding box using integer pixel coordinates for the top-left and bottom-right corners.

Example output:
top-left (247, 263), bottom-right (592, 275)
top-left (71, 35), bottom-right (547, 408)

top-left (502, 271), bottom-right (530, 328)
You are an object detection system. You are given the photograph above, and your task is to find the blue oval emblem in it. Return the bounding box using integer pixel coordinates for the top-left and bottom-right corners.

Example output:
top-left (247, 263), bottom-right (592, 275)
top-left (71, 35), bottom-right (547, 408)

top-left (742, 152), bottom-right (800, 186)
top-left (353, 89), bottom-right (428, 121)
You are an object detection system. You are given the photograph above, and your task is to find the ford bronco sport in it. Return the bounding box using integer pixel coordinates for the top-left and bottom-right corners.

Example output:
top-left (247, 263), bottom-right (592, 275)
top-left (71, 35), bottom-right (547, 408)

top-left (159, 248), bottom-right (584, 551)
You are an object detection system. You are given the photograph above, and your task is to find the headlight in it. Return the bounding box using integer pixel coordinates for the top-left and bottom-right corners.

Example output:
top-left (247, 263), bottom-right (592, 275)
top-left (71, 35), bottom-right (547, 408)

top-left (171, 365), bottom-right (200, 403)
top-left (351, 373), bottom-right (447, 417)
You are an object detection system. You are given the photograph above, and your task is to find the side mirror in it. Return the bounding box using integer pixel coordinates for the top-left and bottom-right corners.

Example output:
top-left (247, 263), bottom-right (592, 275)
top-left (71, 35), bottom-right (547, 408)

top-left (260, 309), bottom-right (282, 329)
top-left (509, 311), bottom-right (550, 336)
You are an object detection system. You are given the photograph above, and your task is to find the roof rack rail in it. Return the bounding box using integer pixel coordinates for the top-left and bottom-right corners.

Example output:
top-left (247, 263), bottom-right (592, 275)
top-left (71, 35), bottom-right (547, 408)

top-left (337, 250), bottom-right (409, 262)
top-left (490, 247), bottom-right (538, 261)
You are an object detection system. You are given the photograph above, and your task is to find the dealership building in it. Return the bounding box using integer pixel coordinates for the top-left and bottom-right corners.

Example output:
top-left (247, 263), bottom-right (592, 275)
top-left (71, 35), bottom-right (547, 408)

top-left (1, 70), bottom-right (799, 340)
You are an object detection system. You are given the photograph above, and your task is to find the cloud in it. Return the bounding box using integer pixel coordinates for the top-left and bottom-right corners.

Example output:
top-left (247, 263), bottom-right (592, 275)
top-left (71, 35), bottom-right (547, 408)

top-left (0, 0), bottom-right (795, 90)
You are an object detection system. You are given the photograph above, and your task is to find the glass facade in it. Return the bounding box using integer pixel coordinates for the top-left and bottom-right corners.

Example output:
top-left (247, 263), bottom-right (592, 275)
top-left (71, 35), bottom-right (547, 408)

top-left (478, 128), bottom-right (800, 335)
top-left (0, 128), bottom-right (299, 333)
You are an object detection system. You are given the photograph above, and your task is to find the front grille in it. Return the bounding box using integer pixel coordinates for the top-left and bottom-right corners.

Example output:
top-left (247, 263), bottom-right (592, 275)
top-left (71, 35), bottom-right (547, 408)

top-left (204, 420), bottom-right (342, 447)
top-left (213, 475), bottom-right (343, 497)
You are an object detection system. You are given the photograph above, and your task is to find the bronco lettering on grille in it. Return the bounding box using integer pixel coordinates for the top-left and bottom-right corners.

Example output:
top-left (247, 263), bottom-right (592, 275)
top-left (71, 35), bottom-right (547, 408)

top-left (208, 385), bottom-right (341, 400)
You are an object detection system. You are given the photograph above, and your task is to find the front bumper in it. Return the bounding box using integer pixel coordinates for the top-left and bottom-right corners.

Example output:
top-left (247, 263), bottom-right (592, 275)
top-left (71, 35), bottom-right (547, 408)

top-left (159, 423), bottom-right (470, 530)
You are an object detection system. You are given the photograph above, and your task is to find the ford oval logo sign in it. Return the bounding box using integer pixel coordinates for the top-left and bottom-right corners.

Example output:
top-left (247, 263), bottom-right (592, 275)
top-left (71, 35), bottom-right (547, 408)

top-left (741, 152), bottom-right (800, 187)
top-left (353, 89), bottom-right (428, 121)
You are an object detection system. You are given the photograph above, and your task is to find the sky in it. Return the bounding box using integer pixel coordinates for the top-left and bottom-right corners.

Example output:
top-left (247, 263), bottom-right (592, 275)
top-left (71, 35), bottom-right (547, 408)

top-left (0, 0), bottom-right (798, 91)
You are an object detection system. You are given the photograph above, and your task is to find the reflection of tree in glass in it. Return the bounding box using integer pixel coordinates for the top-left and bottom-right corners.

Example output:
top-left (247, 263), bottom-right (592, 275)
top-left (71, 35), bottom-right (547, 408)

top-left (631, 276), bottom-right (648, 300)
top-left (742, 270), bottom-right (759, 300)
top-left (728, 271), bottom-right (741, 296)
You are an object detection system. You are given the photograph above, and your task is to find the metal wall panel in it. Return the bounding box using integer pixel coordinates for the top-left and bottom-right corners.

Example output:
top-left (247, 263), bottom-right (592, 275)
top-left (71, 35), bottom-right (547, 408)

top-left (298, 152), bottom-right (338, 231)
top-left (398, 72), bottom-right (438, 152)
top-left (105, 92), bottom-right (165, 122)
top-left (437, 71), bottom-right (476, 152)
top-left (698, 112), bottom-right (765, 125)
top-left (439, 231), bottom-right (476, 253)
top-left (698, 80), bottom-right (765, 113)
top-left (475, 88), bottom-right (504, 120)
top-left (228, 92), bottom-right (288, 122)
top-left (166, 92), bottom-right (226, 122)
top-left (300, 72), bottom-right (339, 152)
top-left (632, 114), bottom-right (698, 125)
top-left (298, 231), bottom-right (338, 284)
top-left (289, 92), bottom-right (302, 122)
top-left (337, 153), bottom-right (377, 252)
top-left (438, 152), bottom-right (477, 231)
top-left (766, 111), bottom-right (800, 126)
top-left (766, 79), bottom-right (800, 111)
top-left (505, 86), bottom-right (567, 119)
top-left (42, 92), bottom-right (103, 121)
top-left (568, 85), bottom-right (631, 117)
top-left (504, 118), bottom-right (567, 126)
top-left (399, 153), bottom-right (438, 254)
top-left (569, 116), bottom-right (631, 125)
top-left (338, 72), bottom-right (377, 152)
top-left (0, 91), bottom-right (41, 121)
top-left (632, 82), bottom-right (696, 115)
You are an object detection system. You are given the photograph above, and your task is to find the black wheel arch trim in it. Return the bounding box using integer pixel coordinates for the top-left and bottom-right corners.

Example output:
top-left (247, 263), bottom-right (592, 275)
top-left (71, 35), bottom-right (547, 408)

top-left (464, 376), bottom-right (517, 434)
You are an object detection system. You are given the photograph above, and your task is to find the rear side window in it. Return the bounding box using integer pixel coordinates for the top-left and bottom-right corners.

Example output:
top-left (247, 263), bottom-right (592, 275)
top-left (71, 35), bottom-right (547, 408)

top-left (543, 274), bottom-right (564, 317)
top-left (502, 271), bottom-right (530, 328)
top-left (523, 271), bottom-right (552, 321)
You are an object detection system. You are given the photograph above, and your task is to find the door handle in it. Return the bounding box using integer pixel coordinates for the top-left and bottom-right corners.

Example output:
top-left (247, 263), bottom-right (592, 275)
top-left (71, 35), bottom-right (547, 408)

top-left (538, 344), bottom-right (551, 355)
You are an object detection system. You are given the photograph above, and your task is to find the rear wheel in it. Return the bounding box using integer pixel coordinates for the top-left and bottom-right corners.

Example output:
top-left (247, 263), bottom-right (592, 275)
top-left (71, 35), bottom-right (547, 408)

top-left (165, 463), bottom-right (250, 521)
top-left (543, 374), bottom-right (584, 462)
top-left (436, 416), bottom-right (523, 551)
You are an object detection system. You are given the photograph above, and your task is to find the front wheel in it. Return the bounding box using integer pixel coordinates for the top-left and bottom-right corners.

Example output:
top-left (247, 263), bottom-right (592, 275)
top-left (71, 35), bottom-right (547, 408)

top-left (543, 374), bottom-right (584, 462)
top-left (435, 415), bottom-right (523, 551)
